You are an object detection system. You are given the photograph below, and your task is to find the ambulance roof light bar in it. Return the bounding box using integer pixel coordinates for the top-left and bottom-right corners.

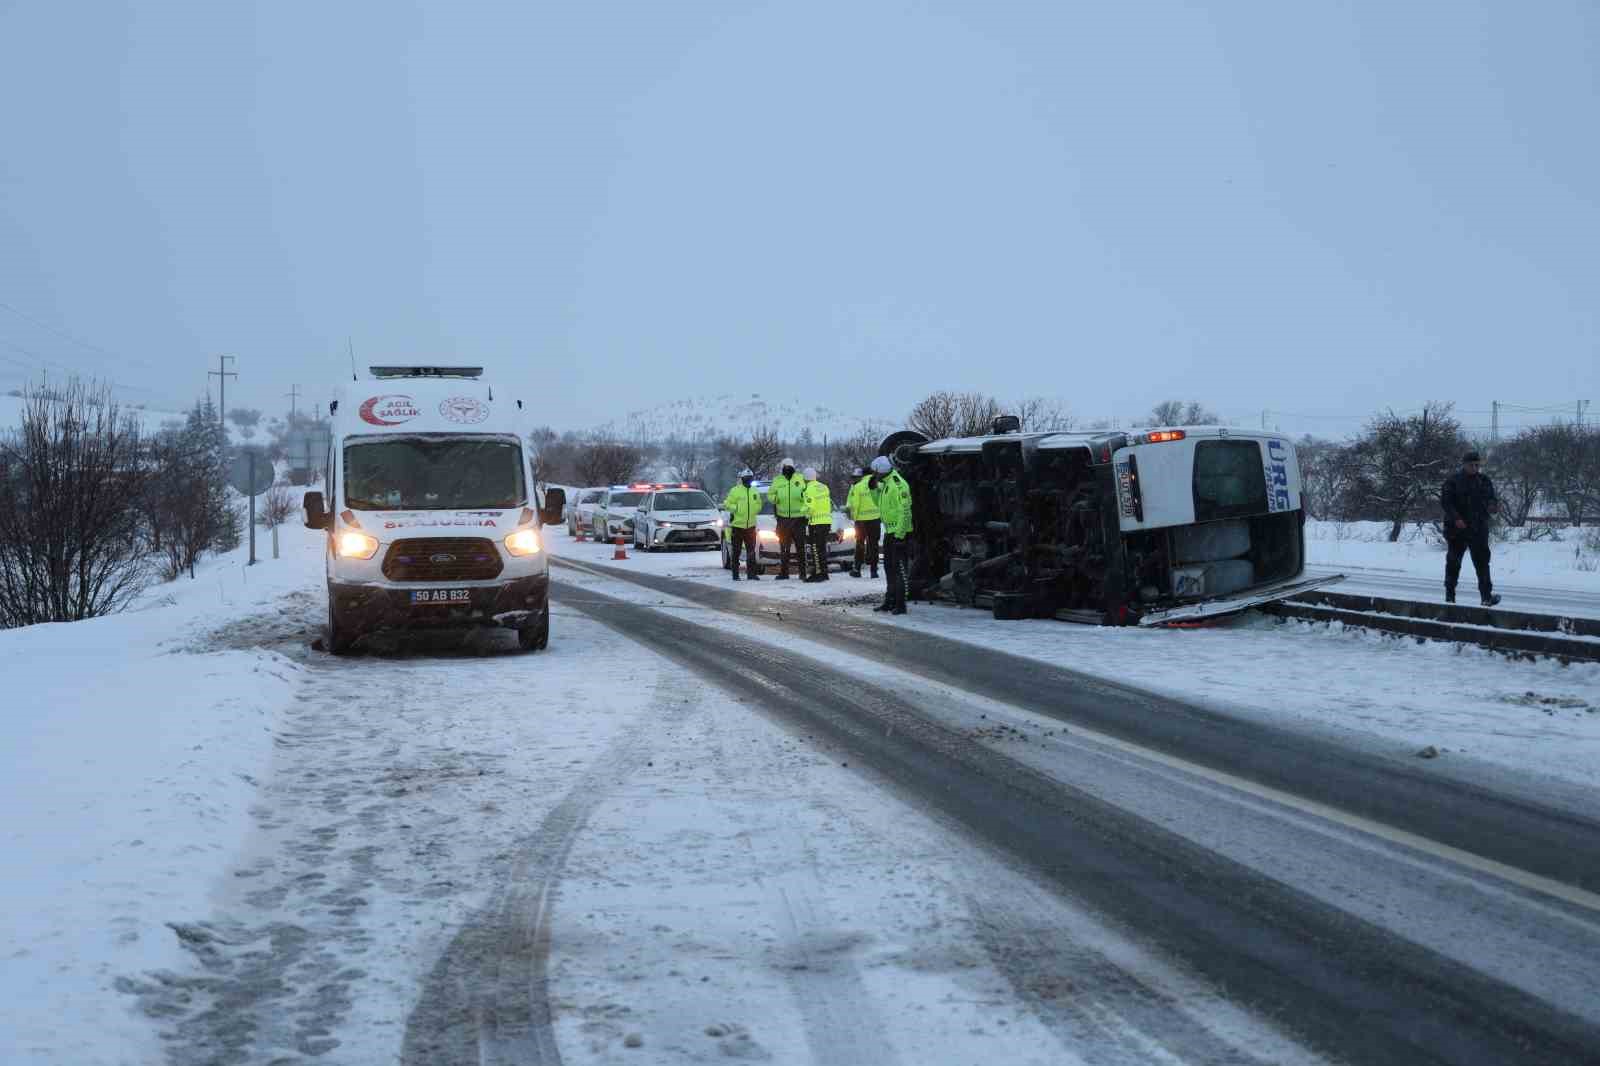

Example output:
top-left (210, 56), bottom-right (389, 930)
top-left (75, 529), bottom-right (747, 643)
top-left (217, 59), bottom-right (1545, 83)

top-left (369, 366), bottom-right (484, 379)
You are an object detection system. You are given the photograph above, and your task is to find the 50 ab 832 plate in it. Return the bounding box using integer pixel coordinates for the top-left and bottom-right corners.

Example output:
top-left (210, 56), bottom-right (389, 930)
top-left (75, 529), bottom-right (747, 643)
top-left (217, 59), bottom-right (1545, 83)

top-left (410, 588), bottom-right (472, 604)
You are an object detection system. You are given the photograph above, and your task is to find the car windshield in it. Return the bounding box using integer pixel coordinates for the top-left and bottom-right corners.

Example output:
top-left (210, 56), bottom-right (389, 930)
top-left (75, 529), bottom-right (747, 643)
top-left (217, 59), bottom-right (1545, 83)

top-left (580, 490), bottom-right (602, 503)
top-left (653, 491), bottom-right (713, 510)
top-left (344, 437), bottom-right (525, 510)
top-left (609, 491), bottom-right (646, 507)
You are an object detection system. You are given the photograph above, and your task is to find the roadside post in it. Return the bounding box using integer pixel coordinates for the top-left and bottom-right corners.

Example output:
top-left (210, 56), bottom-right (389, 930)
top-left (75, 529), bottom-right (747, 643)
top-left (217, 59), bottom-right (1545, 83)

top-left (228, 446), bottom-right (275, 565)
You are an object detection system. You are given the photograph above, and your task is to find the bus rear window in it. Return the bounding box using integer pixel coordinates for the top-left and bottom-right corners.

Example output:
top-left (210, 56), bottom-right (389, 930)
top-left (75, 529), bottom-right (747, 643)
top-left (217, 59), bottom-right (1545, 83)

top-left (1192, 440), bottom-right (1268, 522)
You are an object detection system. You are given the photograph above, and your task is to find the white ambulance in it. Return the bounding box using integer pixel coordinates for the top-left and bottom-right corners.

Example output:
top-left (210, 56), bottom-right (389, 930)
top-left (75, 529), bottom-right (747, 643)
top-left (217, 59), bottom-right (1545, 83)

top-left (302, 366), bottom-right (565, 654)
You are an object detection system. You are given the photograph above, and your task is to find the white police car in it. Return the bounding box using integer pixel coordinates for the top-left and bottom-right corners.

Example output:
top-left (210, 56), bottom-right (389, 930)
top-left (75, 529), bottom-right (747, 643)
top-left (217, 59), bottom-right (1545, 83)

top-left (590, 485), bottom-right (652, 542)
top-left (632, 485), bottom-right (723, 551)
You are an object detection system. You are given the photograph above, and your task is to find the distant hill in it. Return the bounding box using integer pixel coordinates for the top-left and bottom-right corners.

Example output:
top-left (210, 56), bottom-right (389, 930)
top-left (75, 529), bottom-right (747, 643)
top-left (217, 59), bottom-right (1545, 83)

top-left (603, 393), bottom-right (895, 444)
top-left (0, 392), bottom-right (186, 437)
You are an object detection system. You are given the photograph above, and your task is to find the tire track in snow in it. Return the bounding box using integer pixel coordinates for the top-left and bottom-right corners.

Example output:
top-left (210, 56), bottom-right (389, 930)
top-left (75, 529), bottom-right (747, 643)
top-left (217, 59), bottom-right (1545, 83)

top-left (400, 662), bottom-right (689, 1065)
top-left (553, 581), bottom-right (1600, 1066)
top-left (701, 727), bottom-right (902, 1066)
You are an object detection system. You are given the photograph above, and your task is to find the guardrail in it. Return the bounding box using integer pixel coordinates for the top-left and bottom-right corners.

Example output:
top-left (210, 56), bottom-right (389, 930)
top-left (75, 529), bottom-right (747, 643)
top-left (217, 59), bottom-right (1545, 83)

top-left (1264, 590), bottom-right (1600, 663)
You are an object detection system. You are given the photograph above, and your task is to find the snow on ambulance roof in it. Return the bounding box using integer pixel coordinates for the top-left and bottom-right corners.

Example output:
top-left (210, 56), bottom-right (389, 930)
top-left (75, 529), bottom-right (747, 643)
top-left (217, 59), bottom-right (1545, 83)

top-left (330, 374), bottom-right (522, 436)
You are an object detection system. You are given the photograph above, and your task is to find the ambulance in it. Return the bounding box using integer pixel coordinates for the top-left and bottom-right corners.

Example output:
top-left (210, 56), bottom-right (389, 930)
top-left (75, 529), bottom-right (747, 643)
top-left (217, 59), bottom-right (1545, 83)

top-left (302, 366), bottom-right (565, 654)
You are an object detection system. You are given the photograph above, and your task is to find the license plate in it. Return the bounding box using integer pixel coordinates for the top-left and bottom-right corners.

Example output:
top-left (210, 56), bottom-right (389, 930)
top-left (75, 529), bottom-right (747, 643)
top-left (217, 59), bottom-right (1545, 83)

top-left (410, 588), bottom-right (471, 604)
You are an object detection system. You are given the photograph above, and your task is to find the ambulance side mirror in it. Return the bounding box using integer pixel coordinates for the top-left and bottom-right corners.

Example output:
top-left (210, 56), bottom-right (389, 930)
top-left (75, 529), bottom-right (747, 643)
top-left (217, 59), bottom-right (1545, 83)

top-left (303, 491), bottom-right (331, 530)
top-left (539, 487), bottom-right (566, 526)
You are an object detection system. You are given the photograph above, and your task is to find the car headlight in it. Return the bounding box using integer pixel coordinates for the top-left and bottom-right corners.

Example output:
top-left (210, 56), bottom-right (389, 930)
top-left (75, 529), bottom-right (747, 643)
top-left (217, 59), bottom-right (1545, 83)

top-left (337, 531), bottom-right (380, 559)
top-left (713, 518), bottom-right (724, 528)
top-left (841, 527), bottom-right (856, 539)
top-left (757, 529), bottom-right (779, 542)
top-left (504, 528), bottom-right (542, 556)
top-left (657, 521), bottom-right (672, 528)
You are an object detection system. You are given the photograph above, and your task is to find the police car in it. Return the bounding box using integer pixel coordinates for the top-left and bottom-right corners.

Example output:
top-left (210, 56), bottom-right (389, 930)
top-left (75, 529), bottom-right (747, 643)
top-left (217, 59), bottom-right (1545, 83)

top-left (631, 485), bottom-right (723, 551)
top-left (590, 485), bottom-right (653, 542)
top-left (565, 486), bottom-right (604, 536)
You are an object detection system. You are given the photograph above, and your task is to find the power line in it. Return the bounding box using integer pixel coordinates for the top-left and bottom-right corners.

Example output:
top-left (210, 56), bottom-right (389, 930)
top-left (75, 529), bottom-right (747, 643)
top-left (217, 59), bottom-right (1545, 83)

top-left (0, 337), bottom-right (158, 393)
top-left (0, 300), bottom-right (161, 373)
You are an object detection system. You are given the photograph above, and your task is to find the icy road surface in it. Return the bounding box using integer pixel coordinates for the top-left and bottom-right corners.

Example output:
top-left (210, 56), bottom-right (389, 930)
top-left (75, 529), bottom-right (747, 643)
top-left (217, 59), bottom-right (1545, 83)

top-left (5, 527), bottom-right (1600, 1064)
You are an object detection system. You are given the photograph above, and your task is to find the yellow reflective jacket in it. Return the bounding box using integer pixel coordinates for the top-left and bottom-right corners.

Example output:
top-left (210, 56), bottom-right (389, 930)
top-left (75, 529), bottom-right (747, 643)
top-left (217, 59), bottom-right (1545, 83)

top-left (721, 483), bottom-right (765, 528)
top-left (878, 470), bottom-right (914, 537)
top-left (804, 480), bottom-right (833, 525)
top-left (846, 475), bottom-right (881, 520)
top-left (769, 473), bottom-right (807, 518)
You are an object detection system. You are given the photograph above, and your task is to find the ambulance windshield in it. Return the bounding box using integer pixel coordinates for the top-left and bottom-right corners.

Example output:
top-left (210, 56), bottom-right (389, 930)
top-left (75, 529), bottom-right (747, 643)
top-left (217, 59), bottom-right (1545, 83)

top-left (344, 436), bottom-right (526, 511)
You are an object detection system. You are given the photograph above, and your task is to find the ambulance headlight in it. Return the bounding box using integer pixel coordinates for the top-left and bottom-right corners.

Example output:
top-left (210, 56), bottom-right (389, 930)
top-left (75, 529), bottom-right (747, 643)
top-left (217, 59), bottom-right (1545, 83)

top-left (337, 531), bottom-right (380, 560)
top-left (504, 529), bottom-right (543, 557)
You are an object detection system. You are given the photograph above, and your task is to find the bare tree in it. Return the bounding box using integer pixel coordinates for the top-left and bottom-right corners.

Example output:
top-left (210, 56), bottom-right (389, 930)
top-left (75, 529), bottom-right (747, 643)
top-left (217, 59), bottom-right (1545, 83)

top-left (146, 398), bottom-right (242, 579)
top-left (662, 432), bottom-right (713, 485)
top-left (227, 407), bottom-right (262, 440)
top-left (737, 425), bottom-right (784, 478)
top-left (1351, 402), bottom-right (1468, 541)
top-left (259, 481), bottom-right (296, 560)
top-left (574, 440), bottom-right (643, 487)
top-left (906, 391), bottom-right (1003, 440)
top-left (0, 378), bottom-right (150, 627)
top-left (1146, 400), bottom-right (1219, 427)
top-left (1013, 396), bottom-right (1074, 432)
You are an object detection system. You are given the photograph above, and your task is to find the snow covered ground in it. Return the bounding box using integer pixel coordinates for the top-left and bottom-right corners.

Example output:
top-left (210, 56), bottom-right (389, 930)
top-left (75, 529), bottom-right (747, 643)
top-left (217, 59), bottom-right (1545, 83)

top-left (1305, 518), bottom-right (1600, 598)
top-left (5, 520), bottom-right (1598, 1062)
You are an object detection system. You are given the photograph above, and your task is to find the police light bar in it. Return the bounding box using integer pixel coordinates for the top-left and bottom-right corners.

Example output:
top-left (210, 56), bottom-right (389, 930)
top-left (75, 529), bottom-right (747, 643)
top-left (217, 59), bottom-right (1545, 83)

top-left (369, 366), bottom-right (484, 379)
top-left (1141, 430), bottom-right (1186, 444)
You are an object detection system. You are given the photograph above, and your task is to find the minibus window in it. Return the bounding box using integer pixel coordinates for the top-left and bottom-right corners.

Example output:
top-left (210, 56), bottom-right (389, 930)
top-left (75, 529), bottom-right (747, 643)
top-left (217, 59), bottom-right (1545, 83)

top-left (1192, 440), bottom-right (1268, 523)
top-left (344, 438), bottom-right (526, 510)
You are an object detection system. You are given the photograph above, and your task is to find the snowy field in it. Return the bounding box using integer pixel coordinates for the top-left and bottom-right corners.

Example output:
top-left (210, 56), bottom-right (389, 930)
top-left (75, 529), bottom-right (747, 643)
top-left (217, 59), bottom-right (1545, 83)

top-left (3, 520), bottom-right (1598, 1062)
top-left (1305, 518), bottom-right (1600, 597)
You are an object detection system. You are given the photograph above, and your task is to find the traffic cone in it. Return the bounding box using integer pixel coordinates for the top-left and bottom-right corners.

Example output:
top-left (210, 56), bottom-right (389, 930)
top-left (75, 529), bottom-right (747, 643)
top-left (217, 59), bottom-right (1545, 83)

top-left (574, 524), bottom-right (586, 542)
top-left (613, 535), bottom-right (628, 560)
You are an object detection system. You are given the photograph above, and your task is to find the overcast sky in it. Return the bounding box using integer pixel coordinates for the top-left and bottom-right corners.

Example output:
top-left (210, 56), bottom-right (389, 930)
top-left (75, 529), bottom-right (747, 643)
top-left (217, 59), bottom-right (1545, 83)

top-left (1, 0), bottom-right (1596, 438)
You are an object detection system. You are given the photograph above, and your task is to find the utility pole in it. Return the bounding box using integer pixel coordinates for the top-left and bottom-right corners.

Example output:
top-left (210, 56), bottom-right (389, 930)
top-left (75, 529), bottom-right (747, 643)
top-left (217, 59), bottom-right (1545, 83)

top-left (1261, 408), bottom-right (1268, 430)
top-left (208, 355), bottom-right (237, 425)
top-left (1491, 400), bottom-right (1499, 447)
top-left (286, 384), bottom-right (301, 418)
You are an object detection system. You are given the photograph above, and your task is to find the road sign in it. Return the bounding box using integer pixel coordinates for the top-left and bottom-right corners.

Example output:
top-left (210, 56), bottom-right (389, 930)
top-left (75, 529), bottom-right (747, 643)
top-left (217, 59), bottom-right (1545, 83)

top-left (228, 447), bottom-right (274, 496)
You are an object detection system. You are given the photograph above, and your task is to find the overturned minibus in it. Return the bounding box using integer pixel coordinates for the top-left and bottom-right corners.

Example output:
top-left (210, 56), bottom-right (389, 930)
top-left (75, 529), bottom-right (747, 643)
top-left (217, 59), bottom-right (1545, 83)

top-left (880, 418), bottom-right (1340, 625)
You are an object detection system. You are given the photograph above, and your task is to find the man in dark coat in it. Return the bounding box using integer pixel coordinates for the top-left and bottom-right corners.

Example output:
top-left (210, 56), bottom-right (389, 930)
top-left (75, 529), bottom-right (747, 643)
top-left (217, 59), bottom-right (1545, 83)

top-left (1440, 450), bottom-right (1501, 606)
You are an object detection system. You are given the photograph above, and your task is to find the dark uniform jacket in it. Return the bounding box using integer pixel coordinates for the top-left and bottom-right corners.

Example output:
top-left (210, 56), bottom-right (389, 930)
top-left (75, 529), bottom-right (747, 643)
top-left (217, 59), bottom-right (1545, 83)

top-left (1440, 470), bottom-right (1497, 538)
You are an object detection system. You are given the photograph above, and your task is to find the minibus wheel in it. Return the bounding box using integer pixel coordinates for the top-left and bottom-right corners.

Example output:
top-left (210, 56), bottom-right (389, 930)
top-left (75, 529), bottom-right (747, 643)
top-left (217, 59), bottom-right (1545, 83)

top-left (517, 612), bottom-right (549, 651)
top-left (326, 596), bottom-right (358, 656)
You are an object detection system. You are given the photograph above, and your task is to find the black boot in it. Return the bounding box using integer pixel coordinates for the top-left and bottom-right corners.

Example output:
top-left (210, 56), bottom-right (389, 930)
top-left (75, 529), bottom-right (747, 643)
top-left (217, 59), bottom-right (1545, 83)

top-left (748, 570), bottom-right (760, 581)
top-left (1444, 587), bottom-right (1455, 604)
top-left (732, 571), bottom-right (740, 581)
top-left (850, 568), bottom-right (861, 578)
top-left (1481, 592), bottom-right (1501, 606)
top-left (870, 567), bottom-right (878, 579)
top-left (775, 572), bottom-right (789, 580)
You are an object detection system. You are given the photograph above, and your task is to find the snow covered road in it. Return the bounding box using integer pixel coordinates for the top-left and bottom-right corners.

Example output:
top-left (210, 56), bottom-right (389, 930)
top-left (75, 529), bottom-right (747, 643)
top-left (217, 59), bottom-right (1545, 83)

top-left (9, 526), bottom-right (1600, 1064)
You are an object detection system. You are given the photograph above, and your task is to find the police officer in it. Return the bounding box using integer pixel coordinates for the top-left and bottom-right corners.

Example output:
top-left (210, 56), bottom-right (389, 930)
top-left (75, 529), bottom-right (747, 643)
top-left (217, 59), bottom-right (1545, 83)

top-left (845, 465), bottom-right (881, 578)
top-left (722, 467), bottom-right (764, 581)
top-left (803, 467), bottom-right (833, 582)
top-left (1441, 450), bottom-right (1501, 606)
top-left (872, 456), bottom-right (913, 613)
top-left (769, 458), bottom-right (808, 580)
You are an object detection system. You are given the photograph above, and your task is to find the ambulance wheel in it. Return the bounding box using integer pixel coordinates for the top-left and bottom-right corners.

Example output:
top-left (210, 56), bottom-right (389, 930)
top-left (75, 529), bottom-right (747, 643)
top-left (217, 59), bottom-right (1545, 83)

top-left (326, 596), bottom-right (359, 655)
top-left (517, 612), bottom-right (549, 651)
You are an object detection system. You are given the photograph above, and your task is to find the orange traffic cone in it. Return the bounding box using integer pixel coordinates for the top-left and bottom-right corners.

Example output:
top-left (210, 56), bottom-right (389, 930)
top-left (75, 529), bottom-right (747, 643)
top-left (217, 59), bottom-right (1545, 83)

top-left (574, 523), bottom-right (586, 542)
top-left (613, 535), bottom-right (628, 560)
